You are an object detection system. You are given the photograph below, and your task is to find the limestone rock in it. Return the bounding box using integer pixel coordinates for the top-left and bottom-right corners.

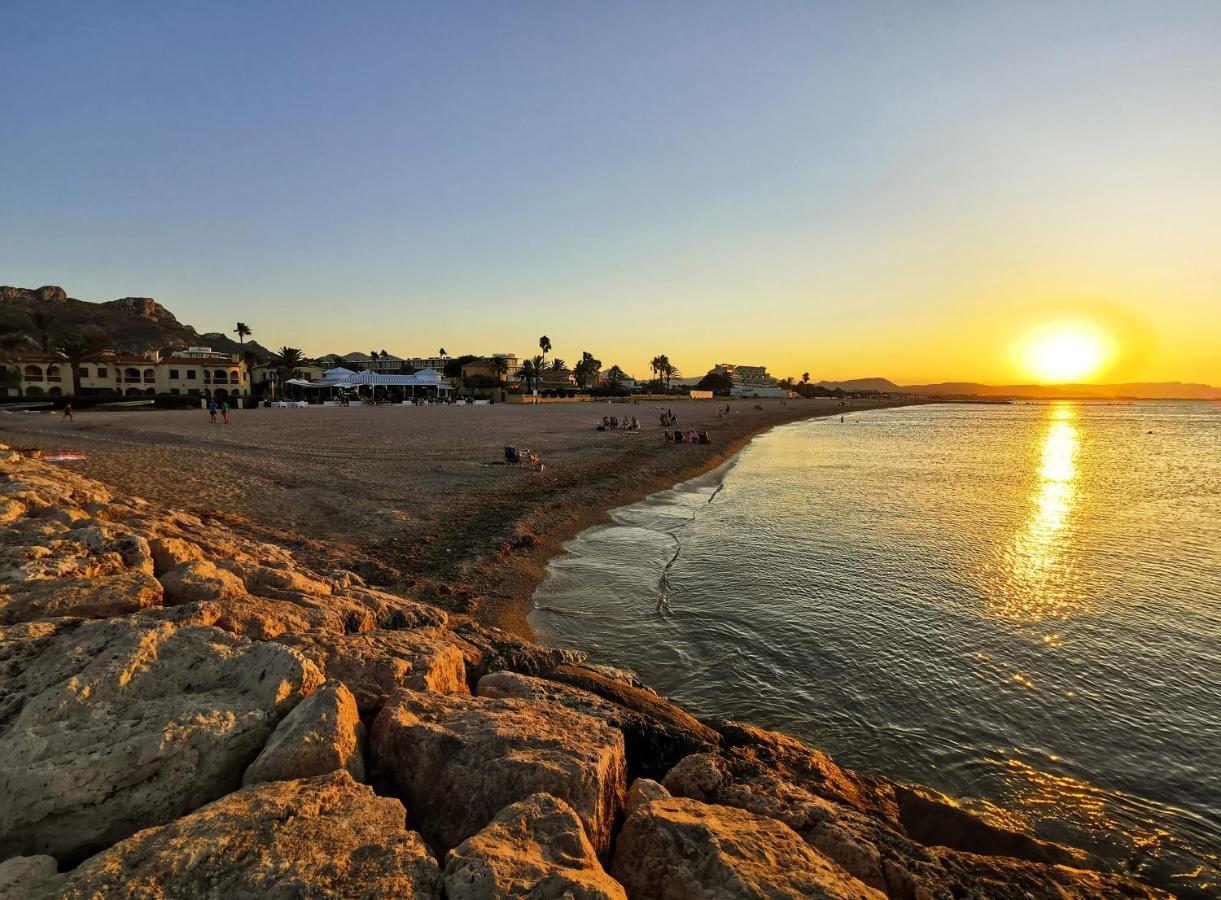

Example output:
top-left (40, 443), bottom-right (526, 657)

top-left (611, 795), bottom-right (885, 899)
top-left (478, 668), bottom-right (717, 779)
top-left (624, 777), bottom-right (670, 814)
top-left (453, 620), bottom-right (585, 679)
top-left (243, 681), bottom-right (365, 785)
top-left (370, 691), bottom-right (626, 854)
top-left (0, 610), bottom-right (323, 863)
top-left (0, 855), bottom-right (57, 898)
top-left (276, 629), bottom-right (469, 710)
top-left (158, 559), bottom-right (246, 604)
top-left (444, 793), bottom-right (626, 900)
top-left (147, 536), bottom-right (205, 575)
top-left (0, 570), bottom-right (163, 625)
top-left (34, 772), bottom-right (441, 898)
top-left (662, 728), bottom-right (1146, 900)
top-left (896, 784), bottom-right (1088, 868)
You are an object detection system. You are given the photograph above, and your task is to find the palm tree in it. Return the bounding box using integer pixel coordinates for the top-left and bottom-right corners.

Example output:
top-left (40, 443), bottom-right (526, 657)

top-left (604, 364), bottom-right (627, 387)
top-left (661, 359), bottom-right (679, 388)
top-left (649, 355), bottom-right (666, 384)
top-left (802, 372), bottom-right (810, 384)
top-left (234, 322), bottom-right (252, 351)
top-left (539, 335), bottom-right (551, 367)
top-left (56, 331), bottom-right (108, 397)
top-left (574, 351), bottom-right (602, 389)
top-left (0, 331), bottom-right (32, 396)
top-left (491, 356), bottom-right (510, 383)
top-left (518, 358), bottom-right (541, 394)
top-left (550, 357), bottom-right (566, 372)
top-left (439, 347), bottom-right (447, 359)
top-left (27, 311), bottom-right (59, 353)
top-left (271, 346), bottom-right (304, 399)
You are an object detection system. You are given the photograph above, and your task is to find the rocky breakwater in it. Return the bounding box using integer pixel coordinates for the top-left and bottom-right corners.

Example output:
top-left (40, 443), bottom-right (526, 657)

top-left (0, 444), bottom-right (1167, 899)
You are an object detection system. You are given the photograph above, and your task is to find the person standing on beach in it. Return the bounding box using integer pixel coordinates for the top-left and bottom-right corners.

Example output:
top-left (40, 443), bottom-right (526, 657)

top-left (221, 400), bottom-right (231, 424)
top-left (208, 399), bottom-right (218, 423)
top-left (62, 402), bottom-right (73, 424)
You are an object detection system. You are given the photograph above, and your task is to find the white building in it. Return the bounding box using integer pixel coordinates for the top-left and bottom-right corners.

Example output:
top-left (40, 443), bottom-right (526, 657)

top-left (715, 363), bottom-right (790, 398)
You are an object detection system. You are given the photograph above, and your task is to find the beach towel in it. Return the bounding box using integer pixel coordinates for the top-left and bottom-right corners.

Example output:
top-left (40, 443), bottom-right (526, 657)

top-left (40, 454), bottom-right (88, 462)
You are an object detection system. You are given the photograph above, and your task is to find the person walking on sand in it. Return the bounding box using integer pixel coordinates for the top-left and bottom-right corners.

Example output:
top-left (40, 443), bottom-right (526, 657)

top-left (62, 402), bottom-right (73, 424)
top-left (208, 399), bottom-right (218, 423)
top-left (221, 400), bottom-right (231, 424)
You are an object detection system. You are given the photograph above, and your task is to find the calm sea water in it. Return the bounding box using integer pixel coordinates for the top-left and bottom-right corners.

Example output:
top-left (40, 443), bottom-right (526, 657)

top-left (530, 401), bottom-right (1221, 895)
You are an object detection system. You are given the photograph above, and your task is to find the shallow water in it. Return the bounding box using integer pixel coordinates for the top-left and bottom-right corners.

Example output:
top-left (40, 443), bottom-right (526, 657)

top-left (530, 401), bottom-right (1221, 895)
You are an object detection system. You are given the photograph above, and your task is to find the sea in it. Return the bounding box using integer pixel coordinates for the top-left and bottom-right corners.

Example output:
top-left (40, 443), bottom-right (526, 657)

top-left (529, 400), bottom-right (1221, 896)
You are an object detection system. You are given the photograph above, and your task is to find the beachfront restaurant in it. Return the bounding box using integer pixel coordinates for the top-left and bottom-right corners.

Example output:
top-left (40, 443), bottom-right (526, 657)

top-left (283, 367), bottom-right (454, 403)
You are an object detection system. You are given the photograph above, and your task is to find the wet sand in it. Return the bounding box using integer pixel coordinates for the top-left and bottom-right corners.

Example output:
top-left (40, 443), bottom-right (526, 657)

top-left (0, 397), bottom-right (914, 637)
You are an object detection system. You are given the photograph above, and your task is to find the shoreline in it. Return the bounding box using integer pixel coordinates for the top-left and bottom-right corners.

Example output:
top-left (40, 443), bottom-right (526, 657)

top-left (0, 414), bottom-right (1176, 898)
top-left (462, 401), bottom-right (916, 640)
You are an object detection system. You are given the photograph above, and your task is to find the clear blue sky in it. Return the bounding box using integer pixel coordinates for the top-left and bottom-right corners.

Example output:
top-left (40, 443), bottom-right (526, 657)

top-left (3, 1), bottom-right (1219, 383)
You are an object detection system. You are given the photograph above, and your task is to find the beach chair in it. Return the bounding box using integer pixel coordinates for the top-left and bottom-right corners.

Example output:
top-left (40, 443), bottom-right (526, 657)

top-left (504, 446), bottom-right (524, 467)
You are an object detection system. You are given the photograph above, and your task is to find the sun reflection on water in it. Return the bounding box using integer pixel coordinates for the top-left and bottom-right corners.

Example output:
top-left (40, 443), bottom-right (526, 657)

top-left (989, 404), bottom-right (1084, 623)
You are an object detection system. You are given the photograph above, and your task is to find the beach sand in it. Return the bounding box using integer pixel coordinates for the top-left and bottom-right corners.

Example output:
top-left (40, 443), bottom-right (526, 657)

top-left (0, 397), bottom-right (911, 637)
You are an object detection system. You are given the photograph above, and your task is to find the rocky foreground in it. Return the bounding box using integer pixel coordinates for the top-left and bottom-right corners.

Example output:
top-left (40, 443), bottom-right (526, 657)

top-left (0, 445), bottom-right (1165, 899)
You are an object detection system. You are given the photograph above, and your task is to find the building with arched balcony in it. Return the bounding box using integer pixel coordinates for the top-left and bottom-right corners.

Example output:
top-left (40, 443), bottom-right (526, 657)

top-left (1, 346), bottom-right (250, 402)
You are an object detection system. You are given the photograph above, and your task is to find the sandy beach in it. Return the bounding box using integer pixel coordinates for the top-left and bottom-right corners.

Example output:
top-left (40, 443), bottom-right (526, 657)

top-left (0, 397), bottom-right (911, 637)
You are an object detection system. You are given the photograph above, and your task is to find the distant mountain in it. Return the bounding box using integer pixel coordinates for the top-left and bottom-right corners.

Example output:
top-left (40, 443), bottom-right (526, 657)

top-left (901, 381), bottom-right (1221, 400)
top-left (0, 285), bottom-right (271, 358)
top-left (814, 377), bottom-right (902, 392)
top-left (815, 375), bottom-right (1221, 400)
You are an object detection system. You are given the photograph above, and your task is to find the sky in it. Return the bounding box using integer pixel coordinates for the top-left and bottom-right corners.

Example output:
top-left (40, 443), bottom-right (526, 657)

top-left (2, 1), bottom-right (1219, 385)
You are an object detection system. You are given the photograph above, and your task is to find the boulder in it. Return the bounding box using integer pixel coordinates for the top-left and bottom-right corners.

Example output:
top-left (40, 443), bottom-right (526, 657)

top-left (0, 855), bottom-right (57, 897)
top-left (276, 629), bottom-right (469, 710)
top-left (478, 669), bottom-right (717, 779)
top-left (0, 610), bottom-right (323, 864)
top-left (895, 784), bottom-right (1088, 868)
top-left (624, 777), bottom-right (670, 814)
top-left (444, 793), bottom-right (626, 900)
top-left (147, 536), bottom-right (206, 575)
top-left (32, 772), bottom-right (441, 898)
top-left (370, 691), bottom-right (626, 854)
top-left (243, 682), bottom-right (365, 785)
top-left (452, 620), bottom-right (584, 679)
top-left (662, 731), bottom-right (1139, 900)
top-left (611, 795), bottom-right (885, 899)
top-left (158, 559), bottom-right (246, 604)
top-left (0, 570), bottom-right (163, 625)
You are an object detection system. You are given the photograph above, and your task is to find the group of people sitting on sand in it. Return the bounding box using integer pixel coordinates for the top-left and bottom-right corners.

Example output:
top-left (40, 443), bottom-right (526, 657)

top-left (664, 428), bottom-right (711, 444)
top-left (596, 415), bottom-right (640, 432)
top-left (659, 409), bottom-right (679, 427)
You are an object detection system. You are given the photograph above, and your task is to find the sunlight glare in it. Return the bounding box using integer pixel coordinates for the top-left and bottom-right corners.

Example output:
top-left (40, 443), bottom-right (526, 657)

top-left (1016, 321), bottom-right (1113, 383)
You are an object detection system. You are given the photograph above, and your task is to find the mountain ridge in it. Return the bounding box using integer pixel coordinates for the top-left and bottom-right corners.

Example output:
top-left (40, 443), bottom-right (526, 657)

top-left (814, 377), bottom-right (1219, 400)
top-left (0, 285), bottom-right (271, 358)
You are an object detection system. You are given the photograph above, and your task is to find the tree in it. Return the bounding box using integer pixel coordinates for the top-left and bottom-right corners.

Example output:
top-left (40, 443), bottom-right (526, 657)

top-left (550, 357), bottom-right (566, 372)
top-left (444, 354), bottom-right (478, 380)
top-left (438, 348), bottom-right (447, 359)
top-left (802, 372), bottom-right (810, 384)
top-left (234, 322), bottom-right (252, 351)
top-left (539, 335), bottom-right (551, 365)
top-left (491, 356), bottom-right (510, 383)
top-left (604, 365), bottom-right (627, 387)
top-left (573, 351), bottom-right (602, 389)
top-left (27, 310), bottom-right (59, 353)
top-left (649, 354), bottom-right (675, 389)
top-left (695, 370), bottom-right (734, 396)
top-left (56, 331), bottom-right (108, 397)
top-left (518, 357), bottom-right (541, 393)
top-left (0, 330), bottom-right (32, 395)
top-left (271, 346), bottom-right (305, 399)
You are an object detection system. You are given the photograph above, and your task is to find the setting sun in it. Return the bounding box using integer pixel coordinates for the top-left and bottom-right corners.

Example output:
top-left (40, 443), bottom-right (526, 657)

top-left (1016, 321), bottom-right (1114, 383)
